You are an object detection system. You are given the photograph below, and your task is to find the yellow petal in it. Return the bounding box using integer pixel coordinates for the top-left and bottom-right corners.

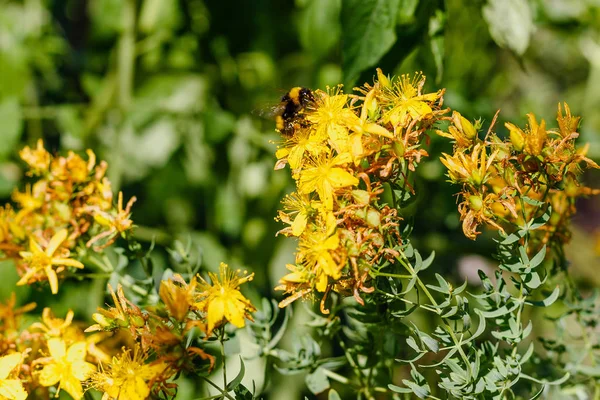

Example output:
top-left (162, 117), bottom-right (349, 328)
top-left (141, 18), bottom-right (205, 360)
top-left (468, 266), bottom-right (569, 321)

top-left (70, 361), bottom-right (96, 381)
top-left (224, 299), bottom-right (246, 328)
top-left (206, 297), bottom-right (225, 334)
top-left (45, 266), bottom-right (59, 295)
top-left (291, 212), bottom-right (308, 236)
top-left (327, 168), bottom-right (358, 188)
top-left (0, 379), bottom-right (28, 400)
top-left (52, 257), bottom-right (84, 269)
top-left (47, 338), bottom-right (66, 359)
top-left (60, 373), bottom-right (84, 400)
top-left (0, 353), bottom-right (22, 380)
top-left (364, 123), bottom-right (393, 138)
top-left (315, 272), bottom-right (328, 292)
top-left (46, 229), bottom-right (68, 257)
top-left (120, 376), bottom-right (150, 400)
top-left (38, 363), bottom-right (61, 386)
top-left (66, 342), bottom-right (87, 363)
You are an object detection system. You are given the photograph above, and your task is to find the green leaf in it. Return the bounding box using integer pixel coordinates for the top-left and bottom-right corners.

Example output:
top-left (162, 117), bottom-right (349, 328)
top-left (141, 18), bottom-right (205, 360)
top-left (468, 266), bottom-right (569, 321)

top-left (341, 0), bottom-right (401, 86)
top-left (525, 286), bottom-right (560, 307)
top-left (482, 0), bottom-right (534, 56)
top-left (226, 357), bottom-right (245, 391)
top-left (305, 367), bottom-right (330, 394)
top-left (298, 0), bottom-right (341, 59)
top-left (234, 383), bottom-right (254, 400)
top-left (529, 245), bottom-right (546, 268)
top-left (402, 379), bottom-right (430, 399)
top-left (388, 383), bottom-right (412, 393)
top-left (328, 389), bottom-right (342, 400)
top-left (0, 98), bottom-right (22, 161)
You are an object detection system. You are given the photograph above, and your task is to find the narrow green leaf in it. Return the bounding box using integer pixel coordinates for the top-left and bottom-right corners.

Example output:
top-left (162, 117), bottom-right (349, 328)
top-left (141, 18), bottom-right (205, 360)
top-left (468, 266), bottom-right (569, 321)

top-left (525, 286), bottom-right (560, 307)
top-left (226, 357), bottom-right (245, 391)
top-left (529, 245), bottom-right (546, 268)
top-left (388, 384), bottom-right (412, 393)
top-left (341, 0), bottom-right (401, 86)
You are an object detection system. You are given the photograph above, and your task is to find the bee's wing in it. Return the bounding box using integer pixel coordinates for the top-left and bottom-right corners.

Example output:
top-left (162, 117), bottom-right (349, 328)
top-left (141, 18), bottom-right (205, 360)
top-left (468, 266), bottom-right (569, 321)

top-left (252, 102), bottom-right (286, 120)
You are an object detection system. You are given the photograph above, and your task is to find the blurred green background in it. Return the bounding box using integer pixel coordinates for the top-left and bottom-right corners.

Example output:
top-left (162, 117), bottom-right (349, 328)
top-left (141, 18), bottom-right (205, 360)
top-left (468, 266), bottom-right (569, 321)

top-left (1, 0), bottom-right (600, 398)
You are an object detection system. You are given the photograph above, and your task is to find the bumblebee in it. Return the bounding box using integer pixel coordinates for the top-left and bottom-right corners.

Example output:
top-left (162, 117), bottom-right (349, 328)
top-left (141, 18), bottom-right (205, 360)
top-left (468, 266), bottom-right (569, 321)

top-left (273, 87), bottom-right (315, 136)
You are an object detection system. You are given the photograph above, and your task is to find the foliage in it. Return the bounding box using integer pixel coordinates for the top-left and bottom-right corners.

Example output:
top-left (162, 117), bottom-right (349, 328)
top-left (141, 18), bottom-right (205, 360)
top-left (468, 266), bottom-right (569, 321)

top-left (1, 0), bottom-right (600, 399)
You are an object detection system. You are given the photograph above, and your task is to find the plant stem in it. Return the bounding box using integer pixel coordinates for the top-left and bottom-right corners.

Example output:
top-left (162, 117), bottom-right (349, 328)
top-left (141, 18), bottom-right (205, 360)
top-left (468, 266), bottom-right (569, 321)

top-left (396, 253), bottom-right (473, 377)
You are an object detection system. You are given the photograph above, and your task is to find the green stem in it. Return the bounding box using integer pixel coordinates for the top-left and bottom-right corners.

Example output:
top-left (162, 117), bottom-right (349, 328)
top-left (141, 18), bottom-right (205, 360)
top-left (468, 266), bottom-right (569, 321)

top-left (397, 253), bottom-right (473, 377)
top-left (219, 329), bottom-right (228, 390)
top-left (200, 376), bottom-right (235, 400)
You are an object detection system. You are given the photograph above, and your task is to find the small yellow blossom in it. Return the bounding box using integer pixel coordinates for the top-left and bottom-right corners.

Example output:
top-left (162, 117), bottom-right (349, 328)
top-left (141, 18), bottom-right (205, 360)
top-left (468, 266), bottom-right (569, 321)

top-left (51, 151), bottom-right (90, 183)
top-left (159, 274), bottom-right (197, 321)
top-left (19, 139), bottom-right (51, 175)
top-left (194, 263), bottom-right (256, 336)
top-left (436, 111), bottom-right (478, 148)
top-left (297, 229), bottom-right (342, 284)
top-left (298, 154), bottom-right (359, 210)
top-left (505, 113), bottom-right (548, 156)
top-left (0, 353), bottom-right (27, 400)
top-left (89, 346), bottom-right (167, 400)
top-left (382, 73), bottom-right (440, 127)
top-left (29, 307), bottom-right (75, 337)
top-left (440, 144), bottom-right (498, 187)
top-left (274, 126), bottom-right (330, 173)
top-left (306, 88), bottom-right (356, 152)
top-left (37, 338), bottom-right (96, 400)
top-left (17, 229), bottom-right (84, 294)
top-left (277, 193), bottom-right (321, 237)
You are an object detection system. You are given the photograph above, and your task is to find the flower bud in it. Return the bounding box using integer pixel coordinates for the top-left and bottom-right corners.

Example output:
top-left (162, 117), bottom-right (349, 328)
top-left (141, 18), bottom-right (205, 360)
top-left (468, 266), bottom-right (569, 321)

top-left (469, 195), bottom-right (483, 211)
top-left (392, 140), bottom-right (405, 158)
top-left (508, 128), bottom-right (525, 152)
top-left (460, 116), bottom-right (477, 140)
top-left (92, 313), bottom-right (113, 328)
top-left (352, 190), bottom-right (370, 205)
top-left (376, 68), bottom-right (391, 89)
top-left (365, 209), bottom-right (381, 228)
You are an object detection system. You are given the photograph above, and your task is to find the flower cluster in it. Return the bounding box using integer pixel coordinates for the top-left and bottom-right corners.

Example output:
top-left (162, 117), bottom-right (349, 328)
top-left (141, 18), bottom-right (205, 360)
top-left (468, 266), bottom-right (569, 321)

top-left (437, 103), bottom-right (599, 244)
top-left (0, 140), bottom-right (136, 294)
top-left (0, 262), bottom-right (255, 400)
top-left (274, 70), bottom-right (447, 311)
top-left (0, 296), bottom-right (106, 400)
top-left (87, 262), bottom-right (255, 398)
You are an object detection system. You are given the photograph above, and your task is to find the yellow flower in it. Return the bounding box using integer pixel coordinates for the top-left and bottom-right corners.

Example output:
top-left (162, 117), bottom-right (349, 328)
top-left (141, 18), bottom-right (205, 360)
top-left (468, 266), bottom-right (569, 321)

top-left (440, 144), bottom-right (498, 187)
top-left (19, 139), bottom-right (51, 175)
top-left (306, 88), bottom-right (356, 153)
top-left (12, 183), bottom-right (44, 212)
top-left (505, 113), bottom-right (547, 156)
top-left (382, 73), bottom-right (440, 127)
top-left (89, 346), bottom-right (167, 400)
top-left (194, 262), bottom-right (256, 336)
top-left (17, 229), bottom-right (84, 294)
top-left (298, 154), bottom-right (359, 210)
top-left (37, 338), bottom-right (96, 400)
top-left (159, 274), bottom-right (197, 321)
top-left (297, 229), bottom-right (342, 284)
top-left (277, 192), bottom-right (320, 237)
top-left (0, 352), bottom-right (27, 400)
top-left (274, 126), bottom-right (329, 173)
top-left (29, 307), bottom-right (75, 338)
top-left (51, 151), bottom-right (90, 183)
top-left (436, 111), bottom-right (478, 148)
